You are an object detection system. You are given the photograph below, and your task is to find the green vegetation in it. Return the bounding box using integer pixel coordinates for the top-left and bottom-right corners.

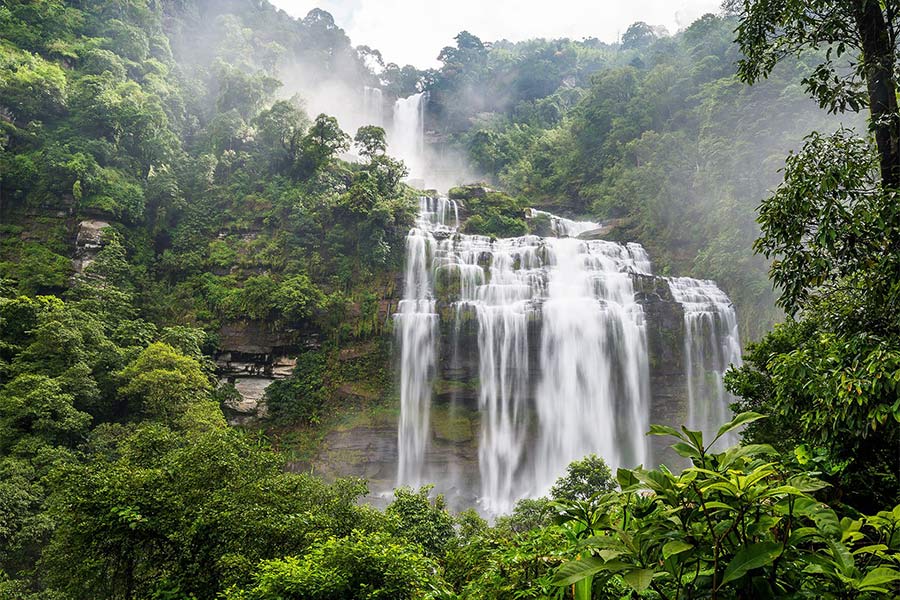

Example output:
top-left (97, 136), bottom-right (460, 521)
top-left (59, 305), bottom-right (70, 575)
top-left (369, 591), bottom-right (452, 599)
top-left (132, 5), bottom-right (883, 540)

top-left (450, 185), bottom-right (529, 237)
top-left (1, 0), bottom-right (899, 598)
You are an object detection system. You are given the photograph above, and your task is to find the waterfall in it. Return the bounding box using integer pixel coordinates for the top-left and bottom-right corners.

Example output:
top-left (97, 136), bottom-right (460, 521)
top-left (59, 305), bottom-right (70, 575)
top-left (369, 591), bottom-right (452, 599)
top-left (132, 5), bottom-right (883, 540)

top-left (362, 85), bottom-right (384, 127)
top-left (396, 200), bottom-right (649, 512)
top-left (389, 92), bottom-right (426, 181)
top-left (667, 277), bottom-right (742, 447)
top-left (395, 198), bottom-right (740, 514)
top-left (395, 197), bottom-right (450, 486)
top-left (533, 239), bottom-right (650, 503)
top-left (528, 208), bottom-right (601, 237)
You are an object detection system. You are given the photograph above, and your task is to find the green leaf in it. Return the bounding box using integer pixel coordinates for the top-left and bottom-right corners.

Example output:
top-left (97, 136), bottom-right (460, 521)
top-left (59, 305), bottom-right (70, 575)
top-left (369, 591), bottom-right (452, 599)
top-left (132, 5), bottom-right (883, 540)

top-left (574, 576), bottom-right (592, 600)
top-left (785, 474), bottom-right (830, 493)
top-left (552, 557), bottom-right (606, 586)
top-left (714, 411), bottom-right (766, 442)
top-left (700, 501), bottom-right (735, 511)
top-left (672, 441), bottom-right (701, 459)
top-left (663, 540), bottom-right (693, 559)
top-left (648, 424), bottom-right (685, 440)
top-left (720, 444), bottom-right (777, 468)
top-left (825, 539), bottom-right (855, 577)
top-left (858, 567), bottom-right (900, 591)
top-left (617, 468), bottom-right (639, 489)
top-left (852, 544), bottom-right (888, 556)
top-left (720, 542), bottom-right (783, 585)
top-left (794, 498), bottom-right (841, 539)
top-left (623, 568), bottom-right (655, 592)
top-left (681, 426), bottom-right (704, 451)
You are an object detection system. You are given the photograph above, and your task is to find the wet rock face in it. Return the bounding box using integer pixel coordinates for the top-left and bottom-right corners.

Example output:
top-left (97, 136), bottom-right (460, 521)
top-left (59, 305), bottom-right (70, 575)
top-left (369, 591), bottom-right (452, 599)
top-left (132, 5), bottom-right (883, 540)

top-left (220, 376), bottom-right (272, 424)
top-left (218, 321), bottom-right (296, 356)
top-left (73, 219), bottom-right (110, 272)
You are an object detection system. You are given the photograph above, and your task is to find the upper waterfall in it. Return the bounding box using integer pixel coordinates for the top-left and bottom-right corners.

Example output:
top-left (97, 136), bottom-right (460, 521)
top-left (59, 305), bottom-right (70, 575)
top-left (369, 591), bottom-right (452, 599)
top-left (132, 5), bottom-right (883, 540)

top-left (389, 92), bottom-right (427, 183)
top-left (395, 196), bottom-right (742, 515)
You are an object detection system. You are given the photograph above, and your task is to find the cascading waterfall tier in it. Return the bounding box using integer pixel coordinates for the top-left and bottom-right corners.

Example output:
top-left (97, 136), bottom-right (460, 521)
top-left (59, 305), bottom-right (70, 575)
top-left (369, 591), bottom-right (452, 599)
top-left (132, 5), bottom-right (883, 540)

top-left (666, 277), bottom-right (742, 447)
top-left (395, 197), bottom-right (741, 514)
top-left (395, 197), bottom-right (455, 486)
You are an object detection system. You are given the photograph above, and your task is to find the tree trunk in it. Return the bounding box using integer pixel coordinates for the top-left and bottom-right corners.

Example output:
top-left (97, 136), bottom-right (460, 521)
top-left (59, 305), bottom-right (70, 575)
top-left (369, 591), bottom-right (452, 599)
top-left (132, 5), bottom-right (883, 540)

top-left (852, 0), bottom-right (900, 190)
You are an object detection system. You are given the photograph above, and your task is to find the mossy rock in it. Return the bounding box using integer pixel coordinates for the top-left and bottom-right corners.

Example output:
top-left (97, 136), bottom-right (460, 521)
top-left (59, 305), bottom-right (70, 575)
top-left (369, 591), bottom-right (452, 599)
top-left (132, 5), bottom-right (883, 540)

top-left (430, 405), bottom-right (477, 443)
top-left (434, 265), bottom-right (463, 302)
top-left (449, 184), bottom-right (491, 200)
top-left (433, 378), bottom-right (477, 396)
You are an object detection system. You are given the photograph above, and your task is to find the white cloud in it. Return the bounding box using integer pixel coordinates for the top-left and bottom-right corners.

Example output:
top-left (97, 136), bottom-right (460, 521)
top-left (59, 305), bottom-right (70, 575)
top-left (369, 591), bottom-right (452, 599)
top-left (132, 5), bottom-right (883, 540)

top-left (270, 0), bottom-right (723, 67)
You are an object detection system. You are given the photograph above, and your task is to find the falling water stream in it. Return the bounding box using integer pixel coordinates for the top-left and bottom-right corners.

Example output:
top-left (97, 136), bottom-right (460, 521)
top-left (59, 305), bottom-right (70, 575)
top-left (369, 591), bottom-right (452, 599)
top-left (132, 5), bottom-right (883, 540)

top-left (395, 196), bottom-right (742, 514)
top-left (667, 277), bottom-right (743, 447)
top-left (389, 92), bottom-right (426, 181)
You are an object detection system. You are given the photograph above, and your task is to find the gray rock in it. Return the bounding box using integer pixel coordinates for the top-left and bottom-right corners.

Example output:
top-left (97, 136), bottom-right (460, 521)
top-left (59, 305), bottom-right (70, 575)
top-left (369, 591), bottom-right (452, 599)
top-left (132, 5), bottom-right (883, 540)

top-left (72, 219), bottom-right (110, 272)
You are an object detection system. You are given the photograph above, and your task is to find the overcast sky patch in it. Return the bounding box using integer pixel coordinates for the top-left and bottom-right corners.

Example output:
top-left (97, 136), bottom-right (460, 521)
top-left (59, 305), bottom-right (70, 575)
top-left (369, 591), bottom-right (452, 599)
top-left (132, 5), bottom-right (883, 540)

top-left (269, 0), bottom-right (724, 67)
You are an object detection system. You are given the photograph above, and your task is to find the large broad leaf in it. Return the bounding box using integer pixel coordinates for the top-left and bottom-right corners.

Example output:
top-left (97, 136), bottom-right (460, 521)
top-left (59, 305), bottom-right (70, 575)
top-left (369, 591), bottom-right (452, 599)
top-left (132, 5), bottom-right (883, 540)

top-left (825, 539), bottom-right (856, 577)
top-left (617, 468), bottom-right (639, 489)
top-left (672, 441), bottom-right (701, 459)
top-left (719, 443), bottom-right (777, 469)
top-left (553, 557), bottom-right (606, 586)
top-left (574, 576), bottom-right (592, 600)
top-left (681, 426), bottom-right (704, 452)
top-left (623, 568), bottom-right (655, 592)
top-left (637, 469), bottom-right (674, 494)
top-left (713, 411), bottom-right (766, 443)
top-left (794, 497), bottom-right (841, 539)
top-left (648, 424), bottom-right (685, 440)
top-left (663, 540), bottom-right (693, 559)
top-left (857, 567), bottom-right (900, 591)
top-left (720, 542), bottom-right (783, 585)
top-left (786, 473), bottom-right (830, 493)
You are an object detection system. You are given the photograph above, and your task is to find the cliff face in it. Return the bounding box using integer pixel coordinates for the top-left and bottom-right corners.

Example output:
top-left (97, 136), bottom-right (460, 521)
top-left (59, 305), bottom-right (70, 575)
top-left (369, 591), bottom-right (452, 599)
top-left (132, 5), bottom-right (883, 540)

top-left (222, 193), bottom-right (726, 511)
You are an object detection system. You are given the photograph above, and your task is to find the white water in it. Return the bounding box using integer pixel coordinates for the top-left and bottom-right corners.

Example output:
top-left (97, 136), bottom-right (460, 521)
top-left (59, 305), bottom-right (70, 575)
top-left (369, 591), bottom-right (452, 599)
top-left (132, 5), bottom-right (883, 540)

top-left (389, 92), bottom-right (426, 182)
top-left (532, 239), bottom-right (650, 507)
top-left (528, 208), bottom-right (601, 237)
top-left (667, 277), bottom-right (742, 447)
top-left (396, 199), bottom-right (741, 513)
top-left (394, 198), bottom-right (446, 486)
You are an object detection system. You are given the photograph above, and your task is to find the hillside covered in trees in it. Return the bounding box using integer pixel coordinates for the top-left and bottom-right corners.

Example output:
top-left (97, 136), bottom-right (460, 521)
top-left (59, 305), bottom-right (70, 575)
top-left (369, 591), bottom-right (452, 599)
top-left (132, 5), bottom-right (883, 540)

top-left (0, 0), bottom-right (898, 598)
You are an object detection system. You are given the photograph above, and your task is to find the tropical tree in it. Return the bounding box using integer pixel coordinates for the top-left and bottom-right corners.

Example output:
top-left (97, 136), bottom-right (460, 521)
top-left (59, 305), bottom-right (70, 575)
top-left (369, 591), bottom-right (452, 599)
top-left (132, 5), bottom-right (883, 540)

top-left (731, 0), bottom-right (899, 189)
top-left (117, 342), bottom-right (211, 422)
top-left (726, 0), bottom-right (900, 511)
top-left (295, 113), bottom-right (350, 176)
top-left (354, 125), bottom-right (387, 159)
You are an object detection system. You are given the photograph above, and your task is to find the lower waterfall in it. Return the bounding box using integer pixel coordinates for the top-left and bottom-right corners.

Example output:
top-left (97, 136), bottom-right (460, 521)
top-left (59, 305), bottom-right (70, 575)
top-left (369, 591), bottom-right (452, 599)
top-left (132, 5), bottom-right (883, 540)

top-left (667, 277), bottom-right (743, 447)
top-left (396, 197), bottom-right (741, 514)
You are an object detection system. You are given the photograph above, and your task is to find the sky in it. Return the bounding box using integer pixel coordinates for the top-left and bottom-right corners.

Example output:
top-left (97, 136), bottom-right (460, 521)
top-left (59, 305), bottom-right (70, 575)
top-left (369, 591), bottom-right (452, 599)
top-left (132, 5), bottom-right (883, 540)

top-left (269, 0), bottom-right (724, 68)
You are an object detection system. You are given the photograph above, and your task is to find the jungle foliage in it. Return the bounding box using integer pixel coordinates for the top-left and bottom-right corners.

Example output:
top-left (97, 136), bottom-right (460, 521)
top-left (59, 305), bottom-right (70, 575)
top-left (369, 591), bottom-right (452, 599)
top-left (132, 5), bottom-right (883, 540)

top-left (1, 0), bottom-right (899, 598)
